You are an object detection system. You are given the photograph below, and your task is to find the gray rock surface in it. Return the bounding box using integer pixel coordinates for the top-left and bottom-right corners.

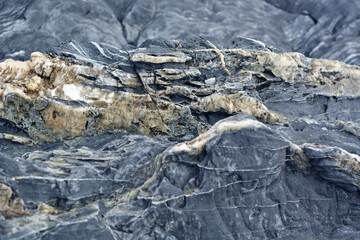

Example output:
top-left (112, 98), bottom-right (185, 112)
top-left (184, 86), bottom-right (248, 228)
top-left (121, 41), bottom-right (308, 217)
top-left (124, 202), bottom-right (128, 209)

top-left (0, 1), bottom-right (360, 240)
top-left (0, 37), bottom-right (360, 239)
top-left (1, 0), bottom-right (360, 65)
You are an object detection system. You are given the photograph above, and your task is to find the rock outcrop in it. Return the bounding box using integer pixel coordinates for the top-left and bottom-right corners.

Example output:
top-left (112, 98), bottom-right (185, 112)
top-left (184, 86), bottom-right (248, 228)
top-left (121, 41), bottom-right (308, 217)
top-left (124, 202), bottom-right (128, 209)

top-left (0, 38), bottom-right (360, 239)
top-left (1, 38), bottom-right (360, 143)
top-left (2, 0), bottom-right (360, 66)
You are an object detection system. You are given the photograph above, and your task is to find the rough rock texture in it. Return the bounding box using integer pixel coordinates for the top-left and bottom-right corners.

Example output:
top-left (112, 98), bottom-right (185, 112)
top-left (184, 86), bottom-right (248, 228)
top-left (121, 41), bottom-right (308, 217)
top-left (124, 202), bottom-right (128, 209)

top-left (1, 38), bottom-right (360, 145)
top-left (1, 0), bottom-right (360, 65)
top-left (1, 0), bottom-right (360, 239)
top-left (0, 37), bottom-right (360, 239)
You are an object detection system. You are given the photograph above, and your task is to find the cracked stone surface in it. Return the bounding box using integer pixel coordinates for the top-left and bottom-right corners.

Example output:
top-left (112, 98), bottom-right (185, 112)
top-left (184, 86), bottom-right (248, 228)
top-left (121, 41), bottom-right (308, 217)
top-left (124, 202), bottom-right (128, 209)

top-left (0, 37), bottom-right (360, 239)
top-left (1, 0), bottom-right (360, 65)
top-left (1, 1), bottom-right (360, 240)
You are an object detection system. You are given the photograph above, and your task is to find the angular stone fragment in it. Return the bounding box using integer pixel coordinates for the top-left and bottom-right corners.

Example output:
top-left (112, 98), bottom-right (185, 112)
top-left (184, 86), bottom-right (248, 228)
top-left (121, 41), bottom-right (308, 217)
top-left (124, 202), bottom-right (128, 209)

top-left (0, 183), bottom-right (28, 218)
top-left (37, 203), bottom-right (60, 215)
top-left (304, 144), bottom-right (360, 192)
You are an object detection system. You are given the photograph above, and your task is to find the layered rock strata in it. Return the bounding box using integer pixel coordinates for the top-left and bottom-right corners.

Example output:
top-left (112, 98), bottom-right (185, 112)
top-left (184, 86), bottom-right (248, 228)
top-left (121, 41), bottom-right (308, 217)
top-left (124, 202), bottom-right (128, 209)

top-left (1, 38), bottom-right (359, 143)
top-left (0, 38), bottom-right (360, 239)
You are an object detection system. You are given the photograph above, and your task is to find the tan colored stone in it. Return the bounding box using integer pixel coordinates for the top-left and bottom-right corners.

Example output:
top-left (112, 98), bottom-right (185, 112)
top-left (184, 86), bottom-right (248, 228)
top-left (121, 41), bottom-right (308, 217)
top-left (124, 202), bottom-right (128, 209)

top-left (0, 183), bottom-right (29, 218)
top-left (37, 203), bottom-right (60, 215)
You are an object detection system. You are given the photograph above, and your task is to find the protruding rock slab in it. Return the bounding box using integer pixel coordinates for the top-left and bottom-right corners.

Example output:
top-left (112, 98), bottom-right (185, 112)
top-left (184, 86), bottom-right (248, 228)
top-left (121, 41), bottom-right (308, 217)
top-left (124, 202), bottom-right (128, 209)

top-left (1, 38), bottom-right (359, 144)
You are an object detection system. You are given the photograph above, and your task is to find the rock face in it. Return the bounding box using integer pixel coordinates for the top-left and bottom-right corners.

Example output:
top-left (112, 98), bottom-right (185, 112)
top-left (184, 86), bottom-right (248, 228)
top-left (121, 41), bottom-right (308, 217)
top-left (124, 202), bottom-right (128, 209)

top-left (0, 37), bottom-right (360, 239)
top-left (1, 1), bottom-right (360, 239)
top-left (1, 38), bottom-right (360, 144)
top-left (1, 0), bottom-right (360, 65)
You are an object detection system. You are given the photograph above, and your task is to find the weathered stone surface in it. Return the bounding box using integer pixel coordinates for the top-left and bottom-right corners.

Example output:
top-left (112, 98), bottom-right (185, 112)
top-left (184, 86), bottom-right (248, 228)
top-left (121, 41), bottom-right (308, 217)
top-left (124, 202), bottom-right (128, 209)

top-left (1, 38), bottom-right (360, 145)
top-left (0, 183), bottom-right (28, 218)
top-left (1, 0), bottom-right (360, 65)
top-left (0, 0), bottom-right (127, 61)
top-left (265, 0), bottom-right (360, 65)
top-left (0, 36), bottom-right (360, 239)
top-left (1, 0), bottom-right (360, 238)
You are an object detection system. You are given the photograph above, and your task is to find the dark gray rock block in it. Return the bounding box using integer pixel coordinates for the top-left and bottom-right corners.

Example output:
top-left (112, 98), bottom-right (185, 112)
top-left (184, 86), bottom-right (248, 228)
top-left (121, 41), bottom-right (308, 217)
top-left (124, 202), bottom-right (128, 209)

top-left (1, 112), bottom-right (360, 239)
